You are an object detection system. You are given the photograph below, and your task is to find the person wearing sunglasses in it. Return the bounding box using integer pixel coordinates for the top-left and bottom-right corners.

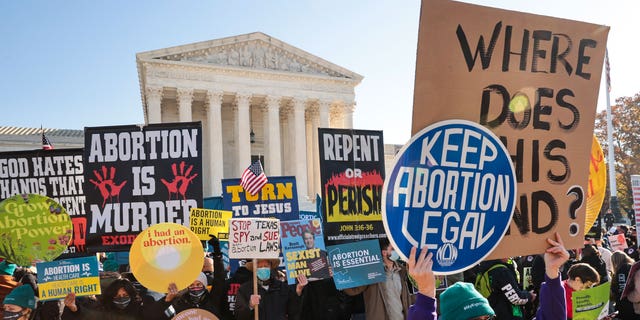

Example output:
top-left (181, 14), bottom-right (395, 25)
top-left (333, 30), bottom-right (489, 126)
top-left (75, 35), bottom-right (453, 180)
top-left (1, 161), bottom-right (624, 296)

top-left (407, 232), bottom-right (569, 320)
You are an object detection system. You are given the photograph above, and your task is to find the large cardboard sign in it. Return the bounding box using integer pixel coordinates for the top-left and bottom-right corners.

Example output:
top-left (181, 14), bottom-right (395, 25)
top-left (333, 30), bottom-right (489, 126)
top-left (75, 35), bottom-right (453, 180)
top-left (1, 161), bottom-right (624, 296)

top-left (129, 223), bottom-right (204, 292)
top-left (84, 122), bottom-right (202, 252)
top-left (37, 256), bottom-right (100, 301)
top-left (318, 128), bottom-right (386, 245)
top-left (189, 208), bottom-right (232, 241)
top-left (411, 0), bottom-right (609, 255)
top-left (0, 194), bottom-right (73, 266)
top-left (327, 239), bottom-right (386, 290)
top-left (228, 218), bottom-right (280, 259)
top-left (280, 219), bottom-right (330, 285)
top-left (0, 149), bottom-right (87, 257)
top-left (383, 120), bottom-right (516, 273)
top-left (221, 176), bottom-right (298, 221)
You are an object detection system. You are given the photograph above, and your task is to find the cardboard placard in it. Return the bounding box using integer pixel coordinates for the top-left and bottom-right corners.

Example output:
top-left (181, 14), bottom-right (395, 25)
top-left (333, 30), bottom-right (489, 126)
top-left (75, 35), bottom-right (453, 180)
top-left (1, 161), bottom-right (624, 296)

top-left (280, 219), bottom-right (330, 284)
top-left (221, 176), bottom-right (298, 221)
top-left (411, 0), bottom-right (609, 256)
top-left (228, 218), bottom-right (280, 259)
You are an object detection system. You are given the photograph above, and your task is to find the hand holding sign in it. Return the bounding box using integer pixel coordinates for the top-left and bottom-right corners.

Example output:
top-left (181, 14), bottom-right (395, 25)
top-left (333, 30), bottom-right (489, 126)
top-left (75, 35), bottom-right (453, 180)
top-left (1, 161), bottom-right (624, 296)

top-left (408, 246), bottom-right (436, 299)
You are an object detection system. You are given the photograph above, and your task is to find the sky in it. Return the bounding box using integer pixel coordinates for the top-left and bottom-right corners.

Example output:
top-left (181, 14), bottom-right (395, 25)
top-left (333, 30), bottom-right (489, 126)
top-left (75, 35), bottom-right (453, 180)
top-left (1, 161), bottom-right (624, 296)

top-left (1, 1), bottom-right (639, 145)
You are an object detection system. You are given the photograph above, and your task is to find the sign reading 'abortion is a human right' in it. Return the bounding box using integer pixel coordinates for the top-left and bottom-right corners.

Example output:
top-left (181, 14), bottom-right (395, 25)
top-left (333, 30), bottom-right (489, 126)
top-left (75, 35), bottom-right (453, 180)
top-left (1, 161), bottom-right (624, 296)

top-left (383, 120), bottom-right (516, 274)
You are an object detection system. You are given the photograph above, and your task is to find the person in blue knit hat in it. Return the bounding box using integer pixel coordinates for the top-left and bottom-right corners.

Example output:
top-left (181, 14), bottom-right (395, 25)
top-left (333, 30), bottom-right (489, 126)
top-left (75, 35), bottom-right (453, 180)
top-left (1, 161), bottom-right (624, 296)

top-left (2, 284), bottom-right (36, 320)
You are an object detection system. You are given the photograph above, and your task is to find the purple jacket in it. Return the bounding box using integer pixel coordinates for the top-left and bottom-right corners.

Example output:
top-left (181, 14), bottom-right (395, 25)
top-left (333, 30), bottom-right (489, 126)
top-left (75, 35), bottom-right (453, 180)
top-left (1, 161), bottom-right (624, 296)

top-left (407, 274), bottom-right (565, 320)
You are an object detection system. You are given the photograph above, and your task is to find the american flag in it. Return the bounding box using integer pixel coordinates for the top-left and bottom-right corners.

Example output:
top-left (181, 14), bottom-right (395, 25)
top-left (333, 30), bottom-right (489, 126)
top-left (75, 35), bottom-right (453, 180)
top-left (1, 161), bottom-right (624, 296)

top-left (240, 160), bottom-right (268, 196)
top-left (606, 48), bottom-right (611, 92)
top-left (42, 130), bottom-right (54, 150)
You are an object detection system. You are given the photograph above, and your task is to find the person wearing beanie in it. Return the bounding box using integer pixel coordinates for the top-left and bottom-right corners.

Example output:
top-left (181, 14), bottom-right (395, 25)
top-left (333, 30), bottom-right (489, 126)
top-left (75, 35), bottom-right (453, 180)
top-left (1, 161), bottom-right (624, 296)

top-left (148, 235), bottom-right (226, 319)
top-left (2, 284), bottom-right (36, 320)
top-left (407, 232), bottom-right (569, 320)
top-left (0, 260), bottom-right (19, 307)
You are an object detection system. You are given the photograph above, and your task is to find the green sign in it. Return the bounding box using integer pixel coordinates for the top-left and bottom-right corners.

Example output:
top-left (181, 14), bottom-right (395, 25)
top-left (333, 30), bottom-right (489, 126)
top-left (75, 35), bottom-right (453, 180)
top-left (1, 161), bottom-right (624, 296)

top-left (572, 282), bottom-right (610, 320)
top-left (0, 194), bottom-right (73, 266)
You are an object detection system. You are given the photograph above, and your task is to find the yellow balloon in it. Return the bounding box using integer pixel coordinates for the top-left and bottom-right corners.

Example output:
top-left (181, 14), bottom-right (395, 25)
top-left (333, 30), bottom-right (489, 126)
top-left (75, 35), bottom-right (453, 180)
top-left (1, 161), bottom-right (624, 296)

top-left (584, 135), bottom-right (607, 234)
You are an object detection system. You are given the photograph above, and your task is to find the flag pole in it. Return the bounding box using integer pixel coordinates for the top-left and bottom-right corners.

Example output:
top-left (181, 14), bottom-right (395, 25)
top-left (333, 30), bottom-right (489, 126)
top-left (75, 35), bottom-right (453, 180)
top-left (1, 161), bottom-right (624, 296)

top-left (605, 48), bottom-right (622, 222)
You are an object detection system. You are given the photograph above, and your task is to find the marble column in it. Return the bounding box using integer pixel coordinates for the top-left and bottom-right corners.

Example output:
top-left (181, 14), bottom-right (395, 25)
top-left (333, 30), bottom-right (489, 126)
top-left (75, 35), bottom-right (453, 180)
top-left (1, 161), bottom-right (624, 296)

top-left (177, 88), bottom-right (194, 122)
top-left (343, 102), bottom-right (355, 129)
top-left (291, 97), bottom-right (308, 200)
top-left (265, 96), bottom-right (282, 176)
top-left (235, 93), bottom-right (252, 176)
top-left (145, 86), bottom-right (163, 124)
top-left (206, 90), bottom-right (224, 196)
top-left (308, 106), bottom-right (321, 199)
top-left (330, 104), bottom-right (344, 128)
top-left (318, 100), bottom-right (330, 128)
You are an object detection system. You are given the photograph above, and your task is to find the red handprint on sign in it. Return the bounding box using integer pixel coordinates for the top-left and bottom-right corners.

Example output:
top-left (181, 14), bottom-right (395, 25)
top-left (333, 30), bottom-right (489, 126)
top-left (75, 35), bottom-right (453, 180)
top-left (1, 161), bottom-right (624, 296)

top-left (89, 165), bottom-right (128, 208)
top-left (161, 161), bottom-right (198, 200)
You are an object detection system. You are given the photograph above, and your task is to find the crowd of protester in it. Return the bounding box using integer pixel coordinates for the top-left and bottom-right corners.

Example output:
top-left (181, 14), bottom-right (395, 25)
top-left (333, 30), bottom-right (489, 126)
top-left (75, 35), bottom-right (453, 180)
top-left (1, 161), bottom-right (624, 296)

top-left (2, 224), bottom-right (640, 319)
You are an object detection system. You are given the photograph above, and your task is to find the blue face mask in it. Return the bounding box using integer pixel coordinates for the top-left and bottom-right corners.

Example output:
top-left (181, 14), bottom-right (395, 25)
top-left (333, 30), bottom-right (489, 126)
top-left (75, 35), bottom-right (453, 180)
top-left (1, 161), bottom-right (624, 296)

top-left (256, 267), bottom-right (271, 281)
top-left (389, 250), bottom-right (400, 261)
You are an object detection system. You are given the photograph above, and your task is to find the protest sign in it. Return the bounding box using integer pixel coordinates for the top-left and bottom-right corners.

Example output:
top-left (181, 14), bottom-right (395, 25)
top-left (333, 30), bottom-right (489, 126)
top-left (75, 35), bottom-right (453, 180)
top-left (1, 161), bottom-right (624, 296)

top-left (280, 219), bottom-right (330, 285)
top-left (318, 128), bottom-right (386, 245)
top-left (631, 175), bottom-right (640, 246)
top-left (608, 234), bottom-right (628, 251)
top-left (37, 256), bottom-right (100, 301)
top-left (228, 218), bottom-right (280, 259)
top-left (0, 194), bottom-right (73, 266)
top-left (221, 176), bottom-right (298, 221)
top-left (174, 308), bottom-right (219, 320)
top-left (327, 239), bottom-right (385, 290)
top-left (189, 208), bottom-right (232, 241)
top-left (383, 120), bottom-right (517, 274)
top-left (129, 223), bottom-right (204, 292)
top-left (410, 0), bottom-right (609, 256)
top-left (0, 149), bottom-right (87, 257)
top-left (84, 122), bottom-right (202, 253)
top-left (586, 136), bottom-right (606, 233)
top-left (572, 282), bottom-right (610, 320)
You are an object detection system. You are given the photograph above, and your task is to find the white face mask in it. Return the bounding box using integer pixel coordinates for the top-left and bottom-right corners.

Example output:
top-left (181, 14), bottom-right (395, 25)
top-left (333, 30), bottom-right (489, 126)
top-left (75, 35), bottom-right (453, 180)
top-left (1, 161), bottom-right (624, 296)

top-left (389, 250), bottom-right (400, 261)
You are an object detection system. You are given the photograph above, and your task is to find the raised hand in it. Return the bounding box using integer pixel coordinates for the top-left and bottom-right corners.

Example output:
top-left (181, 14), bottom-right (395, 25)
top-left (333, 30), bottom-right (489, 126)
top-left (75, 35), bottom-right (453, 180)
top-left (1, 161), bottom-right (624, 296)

top-left (296, 273), bottom-right (308, 296)
top-left (408, 246), bottom-right (436, 298)
top-left (544, 232), bottom-right (570, 279)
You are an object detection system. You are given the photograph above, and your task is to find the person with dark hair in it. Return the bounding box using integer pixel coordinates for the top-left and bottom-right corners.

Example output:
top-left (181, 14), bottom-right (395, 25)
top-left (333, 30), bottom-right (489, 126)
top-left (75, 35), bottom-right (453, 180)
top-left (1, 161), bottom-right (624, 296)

top-left (580, 244), bottom-right (609, 284)
top-left (150, 235), bottom-right (226, 319)
top-left (562, 263), bottom-right (600, 320)
top-left (62, 278), bottom-right (147, 320)
top-left (616, 261), bottom-right (640, 319)
top-left (343, 238), bottom-right (412, 320)
top-left (611, 250), bottom-right (635, 307)
top-left (234, 258), bottom-right (305, 320)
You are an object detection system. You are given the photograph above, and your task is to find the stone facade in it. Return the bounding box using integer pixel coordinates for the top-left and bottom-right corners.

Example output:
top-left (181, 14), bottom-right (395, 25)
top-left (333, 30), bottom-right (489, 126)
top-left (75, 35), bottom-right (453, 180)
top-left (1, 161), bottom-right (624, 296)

top-left (136, 32), bottom-right (363, 201)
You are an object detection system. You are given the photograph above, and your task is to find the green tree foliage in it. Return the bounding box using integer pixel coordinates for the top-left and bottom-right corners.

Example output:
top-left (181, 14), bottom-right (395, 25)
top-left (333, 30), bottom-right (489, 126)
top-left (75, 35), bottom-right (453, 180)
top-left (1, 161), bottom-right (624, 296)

top-left (594, 93), bottom-right (640, 218)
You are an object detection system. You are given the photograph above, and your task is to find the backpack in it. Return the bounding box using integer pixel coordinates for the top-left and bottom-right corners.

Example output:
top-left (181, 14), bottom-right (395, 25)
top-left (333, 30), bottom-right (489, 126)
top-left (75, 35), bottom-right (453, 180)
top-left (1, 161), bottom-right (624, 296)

top-left (474, 264), bottom-right (507, 298)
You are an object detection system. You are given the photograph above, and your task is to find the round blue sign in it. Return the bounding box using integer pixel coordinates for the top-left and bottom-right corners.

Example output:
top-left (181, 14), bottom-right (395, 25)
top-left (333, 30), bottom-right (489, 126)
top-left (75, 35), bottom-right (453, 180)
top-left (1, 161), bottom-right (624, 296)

top-left (382, 120), bottom-right (516, 274)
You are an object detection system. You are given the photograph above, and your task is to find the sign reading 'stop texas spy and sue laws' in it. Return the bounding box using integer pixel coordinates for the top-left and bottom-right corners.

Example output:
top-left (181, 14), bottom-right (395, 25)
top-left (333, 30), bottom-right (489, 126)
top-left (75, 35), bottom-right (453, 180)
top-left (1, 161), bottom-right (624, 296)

top-left (405, 0), bottom-right (609, 257)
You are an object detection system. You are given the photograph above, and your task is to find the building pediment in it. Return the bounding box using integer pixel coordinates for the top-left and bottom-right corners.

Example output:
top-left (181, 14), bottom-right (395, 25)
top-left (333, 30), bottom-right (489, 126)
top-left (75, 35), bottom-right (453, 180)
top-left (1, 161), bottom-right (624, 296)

top-left (137, 32), bottom-right (362, 81)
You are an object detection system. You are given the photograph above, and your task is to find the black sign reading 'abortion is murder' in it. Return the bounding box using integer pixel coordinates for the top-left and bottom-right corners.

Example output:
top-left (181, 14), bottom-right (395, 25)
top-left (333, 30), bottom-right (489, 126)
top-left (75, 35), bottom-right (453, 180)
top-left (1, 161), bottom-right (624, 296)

top-left (0, 148), bottom-right (87, 257)
top-left (84, 122), bottom-right (202, 252)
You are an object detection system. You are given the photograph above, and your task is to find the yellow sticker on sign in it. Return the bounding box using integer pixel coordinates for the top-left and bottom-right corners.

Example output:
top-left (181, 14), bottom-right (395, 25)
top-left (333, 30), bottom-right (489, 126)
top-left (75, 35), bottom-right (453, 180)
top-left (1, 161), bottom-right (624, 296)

top-left (189, 208), bottom-right (232, 240)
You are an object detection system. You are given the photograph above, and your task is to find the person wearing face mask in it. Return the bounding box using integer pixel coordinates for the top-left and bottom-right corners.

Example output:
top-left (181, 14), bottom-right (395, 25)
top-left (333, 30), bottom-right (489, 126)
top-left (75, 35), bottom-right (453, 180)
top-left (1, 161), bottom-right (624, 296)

top-left (62, 278), bottom-right (147, 320)
top-left (149, 235), bottom-right (226, 319)
top-left (343, 238), bottom-right (413, 320)
top-left (3, 285), bottom-right (36, 320)
top-left (234, 258), bottom-right (306, 320)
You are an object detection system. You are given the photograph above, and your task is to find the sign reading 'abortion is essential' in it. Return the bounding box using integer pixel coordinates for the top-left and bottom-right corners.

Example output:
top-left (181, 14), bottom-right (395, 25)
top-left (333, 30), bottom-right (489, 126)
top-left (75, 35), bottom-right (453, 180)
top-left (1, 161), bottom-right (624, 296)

top-left (383, 120), bottom-right (516, 274)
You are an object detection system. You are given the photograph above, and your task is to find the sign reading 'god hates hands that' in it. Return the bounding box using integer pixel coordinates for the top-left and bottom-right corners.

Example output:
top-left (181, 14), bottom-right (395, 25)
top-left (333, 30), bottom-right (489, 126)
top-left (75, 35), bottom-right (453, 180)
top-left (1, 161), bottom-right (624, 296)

top-left (410, 0), bottom-right (609, 257)
top-left (383, 120), bottom-right (516, 274)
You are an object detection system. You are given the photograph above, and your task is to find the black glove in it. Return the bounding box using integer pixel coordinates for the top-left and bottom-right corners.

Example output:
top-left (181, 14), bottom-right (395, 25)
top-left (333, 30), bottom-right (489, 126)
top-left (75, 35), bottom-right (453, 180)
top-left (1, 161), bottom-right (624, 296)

top-left (208, 234), bottom-right (221, 256)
